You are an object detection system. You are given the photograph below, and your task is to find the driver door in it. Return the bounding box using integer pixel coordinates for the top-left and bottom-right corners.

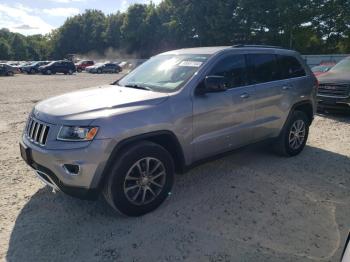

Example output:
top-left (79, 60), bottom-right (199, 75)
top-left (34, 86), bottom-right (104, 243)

top-left (192, 54), bottom-right (255, 161)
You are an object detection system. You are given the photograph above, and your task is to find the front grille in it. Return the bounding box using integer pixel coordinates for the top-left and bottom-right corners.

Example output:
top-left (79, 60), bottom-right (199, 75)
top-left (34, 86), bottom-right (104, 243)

top-left (26, 118), bottom-right (50, 146)
top-left (318, 84), bottom-right (350, 98)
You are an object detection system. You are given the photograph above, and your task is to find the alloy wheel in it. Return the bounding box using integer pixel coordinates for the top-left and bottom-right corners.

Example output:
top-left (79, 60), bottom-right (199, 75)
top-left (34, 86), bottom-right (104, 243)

top-left (289, 119), bottom-right (306, 150)
top-left (123, 157), bottom-right (166, 206)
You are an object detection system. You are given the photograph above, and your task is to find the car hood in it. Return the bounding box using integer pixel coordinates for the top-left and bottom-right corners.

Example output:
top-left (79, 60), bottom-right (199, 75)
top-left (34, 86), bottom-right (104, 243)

top-left (318, 71), bottom-right (350, 84)
top-left (34, 85), bottom-right (169, 124)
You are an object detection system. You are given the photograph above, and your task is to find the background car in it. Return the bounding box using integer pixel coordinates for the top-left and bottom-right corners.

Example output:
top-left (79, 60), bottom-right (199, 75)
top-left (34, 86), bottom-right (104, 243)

top-left (75, 60), bottom-right (94, 72)
top-left (22, 61), bottom-right (50, 74)
top-left (86, 62), bottom-right (122, 74)
top-left (317, 56), bottom-right (350, 112)
top-left (39, 60), bottom-right (76, 75)
top-left (0, 64), bottom-right (17, 76)
top-left (311, 64), bottom-right (335, 76)
top-left (15, 62), bottom-right (32, 73)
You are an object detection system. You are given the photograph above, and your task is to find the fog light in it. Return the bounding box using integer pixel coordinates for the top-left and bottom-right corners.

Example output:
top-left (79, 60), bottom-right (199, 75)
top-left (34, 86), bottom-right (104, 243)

top-left (63, 164), bottom-right (80, 176)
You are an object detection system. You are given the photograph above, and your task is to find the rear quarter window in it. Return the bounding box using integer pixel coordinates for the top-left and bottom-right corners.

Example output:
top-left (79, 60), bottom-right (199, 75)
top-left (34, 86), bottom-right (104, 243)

top-left (276, 55), bottom-right (306, 79)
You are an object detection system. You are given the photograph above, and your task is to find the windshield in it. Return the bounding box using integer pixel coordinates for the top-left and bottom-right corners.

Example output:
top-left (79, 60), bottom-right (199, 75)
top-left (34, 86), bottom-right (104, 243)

top-left (312, 65), bottom-right (329, 72)
top-left (330, 58), bottom-right (350, 73)
top-left (118, 54), bottom-right (210, 92)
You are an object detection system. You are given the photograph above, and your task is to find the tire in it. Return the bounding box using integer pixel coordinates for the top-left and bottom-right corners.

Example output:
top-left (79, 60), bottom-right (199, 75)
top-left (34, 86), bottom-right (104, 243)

top-left (103, 141), bottom-right (175, 217)
top-left (273, 111), bottom-right (309, 157)
top-left (97, 69), bottom-right (102, 74)
top-left (77, 68), bottom-right (82, 73)
top-left (30, 69), bottom-right (35, 74)
top-left (68, 69), bottom-right (73, 75)
top-left (46, 70), bottom-right (52, 75)
top-left (7, 71), bottom-right (14, 76)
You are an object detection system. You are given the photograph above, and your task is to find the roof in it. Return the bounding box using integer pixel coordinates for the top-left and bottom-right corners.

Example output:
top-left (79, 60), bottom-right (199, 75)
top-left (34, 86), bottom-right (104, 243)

top-left (160, 45), bottom-right (295, 56)
top-left (161, 46), bottom-right (230, 55)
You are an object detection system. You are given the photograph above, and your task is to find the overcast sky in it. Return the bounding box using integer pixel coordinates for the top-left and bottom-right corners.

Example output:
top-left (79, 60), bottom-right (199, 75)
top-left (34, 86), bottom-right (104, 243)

top-left (0, 0), bottom-right (161, 35)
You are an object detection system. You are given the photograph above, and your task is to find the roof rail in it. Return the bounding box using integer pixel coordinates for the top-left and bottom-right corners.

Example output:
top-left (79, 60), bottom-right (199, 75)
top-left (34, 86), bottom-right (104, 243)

top-left (232, 44), bottom-right (285, 49)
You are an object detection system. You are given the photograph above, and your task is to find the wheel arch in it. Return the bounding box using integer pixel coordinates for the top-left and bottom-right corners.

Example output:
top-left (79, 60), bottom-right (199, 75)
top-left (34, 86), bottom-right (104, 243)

top-left (96, 130), bottom-right (186, 191)
top-left (292, 100), bottom-right (314, 124)
top-left (279, 100), bottom-right (314, 137)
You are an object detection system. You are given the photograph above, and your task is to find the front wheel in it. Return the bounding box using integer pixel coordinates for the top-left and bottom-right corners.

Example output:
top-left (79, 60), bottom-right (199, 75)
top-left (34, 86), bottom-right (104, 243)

top-left (273, 111), bottom-right (309, 157)
top-left (103, 141), bottom-right (174, 217)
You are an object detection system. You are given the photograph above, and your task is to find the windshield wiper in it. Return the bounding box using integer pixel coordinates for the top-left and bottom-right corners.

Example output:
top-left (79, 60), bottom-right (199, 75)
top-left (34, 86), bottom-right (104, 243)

top-left (123, 84), bottom-right (152, 91)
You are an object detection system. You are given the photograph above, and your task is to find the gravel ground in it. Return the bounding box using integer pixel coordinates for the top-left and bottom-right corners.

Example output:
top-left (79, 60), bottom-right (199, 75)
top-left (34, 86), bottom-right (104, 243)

top-left (0, 73), bottom-right (350, 262)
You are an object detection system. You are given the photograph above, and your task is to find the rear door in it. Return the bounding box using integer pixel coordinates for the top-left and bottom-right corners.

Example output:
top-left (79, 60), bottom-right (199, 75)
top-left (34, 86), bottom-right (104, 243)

top-left (247, 53), bottom-right (285, 141)
top-left (247, 52), bottom-right (305, 141)
top-left (55, 62), bottom-right (64, 73)
top-left (103, 63), bottom-right (111, 73)
top-left (192, 54), bottom-right (255, 160)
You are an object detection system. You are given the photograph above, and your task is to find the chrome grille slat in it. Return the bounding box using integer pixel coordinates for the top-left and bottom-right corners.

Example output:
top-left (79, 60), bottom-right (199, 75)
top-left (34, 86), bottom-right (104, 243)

top-left (39, 125), bottom-right (47, 144)
top-left (318, 84), bottom-right (350, 98)
top-left (30, 122), bottom-right (37, 139)
top-left (25, 118), bottom-right (50, 146)
top-left (34, 123), bottom-right (40, 141)
top-left (27, 119), bottom-right (33, 133)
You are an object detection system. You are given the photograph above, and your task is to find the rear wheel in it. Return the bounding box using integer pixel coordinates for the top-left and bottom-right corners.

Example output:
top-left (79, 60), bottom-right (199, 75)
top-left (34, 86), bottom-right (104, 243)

top-left (103, 141), bottom-right (174, 217)
top-left (68, 69), bottom-right (73, 75)
top-left (77, 68), bottom-right (82, 73)
top-left (97, 69), bottom-right (102, 74)
top-left (46, 69), bottom-right (52, 75)
top-left (7, 71), bottom-right (14, 76)
top-left (273, 111), bottom-right (309, 157)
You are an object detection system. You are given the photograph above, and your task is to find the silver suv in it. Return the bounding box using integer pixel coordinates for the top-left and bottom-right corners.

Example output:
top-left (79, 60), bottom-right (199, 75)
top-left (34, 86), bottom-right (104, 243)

top-left (20, 45), bottom-right (317, 216)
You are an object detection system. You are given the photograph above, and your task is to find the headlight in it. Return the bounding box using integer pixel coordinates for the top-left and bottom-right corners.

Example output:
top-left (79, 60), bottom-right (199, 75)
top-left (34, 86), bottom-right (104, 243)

top-left (57, 126), bottom-right (99, 141)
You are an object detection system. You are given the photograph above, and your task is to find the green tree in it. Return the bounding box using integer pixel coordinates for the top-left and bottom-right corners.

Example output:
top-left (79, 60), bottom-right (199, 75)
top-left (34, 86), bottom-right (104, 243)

top-left (105, 12), bottom-right (124, 49)
top-left (0, 38), bottom-right (12, 60)
top-left (11, 34), bottom-right (28, 60)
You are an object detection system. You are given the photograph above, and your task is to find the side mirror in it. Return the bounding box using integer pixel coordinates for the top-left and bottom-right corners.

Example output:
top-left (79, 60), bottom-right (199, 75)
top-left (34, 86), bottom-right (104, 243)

top-left (204, 76), bottom-right (227, 93)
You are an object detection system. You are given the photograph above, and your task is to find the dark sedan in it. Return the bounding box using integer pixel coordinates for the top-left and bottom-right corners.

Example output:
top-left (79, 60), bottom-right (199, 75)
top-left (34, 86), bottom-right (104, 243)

top-left (39, 60), bottom-right (76, 75)
top-left (0, 64), bottom-right (16, 76)
top-left (317, 57), bottom-right (350, 112)
top-left (86, 62), bottom-right (122, 74)
top-left (22, 61), bottom-right (50, 74)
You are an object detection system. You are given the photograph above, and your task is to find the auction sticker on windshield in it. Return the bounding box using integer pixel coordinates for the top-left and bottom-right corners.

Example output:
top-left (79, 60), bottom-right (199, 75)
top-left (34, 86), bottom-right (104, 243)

top-left (179, 61), bottom-right (203, 67)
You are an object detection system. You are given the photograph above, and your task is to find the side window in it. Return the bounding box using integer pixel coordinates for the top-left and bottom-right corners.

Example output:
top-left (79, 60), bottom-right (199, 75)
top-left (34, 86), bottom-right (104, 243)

top-left (209, 54), bottom-right (247, 89)
top-left (246, 54), bottom-right (279, 84)
top-left (276, 55), bottom-right (306, 79)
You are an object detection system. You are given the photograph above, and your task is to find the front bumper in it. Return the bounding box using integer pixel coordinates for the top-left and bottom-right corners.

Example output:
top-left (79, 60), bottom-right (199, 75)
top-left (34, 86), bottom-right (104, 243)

top-left (317, 95), bottom-right (350, 110)
top-left (20, 135), bottom-right (112, 200)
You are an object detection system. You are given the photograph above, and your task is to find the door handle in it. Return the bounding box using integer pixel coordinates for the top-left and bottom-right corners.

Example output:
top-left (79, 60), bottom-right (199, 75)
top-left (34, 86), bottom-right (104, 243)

top-left (282, 86), bottom-right (291, 91)
top-left (240, 93), bottom-right (250, 99)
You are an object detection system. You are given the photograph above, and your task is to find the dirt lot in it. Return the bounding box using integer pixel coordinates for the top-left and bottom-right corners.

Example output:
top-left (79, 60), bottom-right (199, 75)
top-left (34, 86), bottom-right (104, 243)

top-left (0, 73), bottom-right (350, 262)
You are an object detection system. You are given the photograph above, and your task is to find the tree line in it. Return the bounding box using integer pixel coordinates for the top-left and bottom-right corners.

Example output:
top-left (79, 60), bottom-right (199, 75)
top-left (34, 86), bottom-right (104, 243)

top-left (1, 0), bottom-right (350, 61)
